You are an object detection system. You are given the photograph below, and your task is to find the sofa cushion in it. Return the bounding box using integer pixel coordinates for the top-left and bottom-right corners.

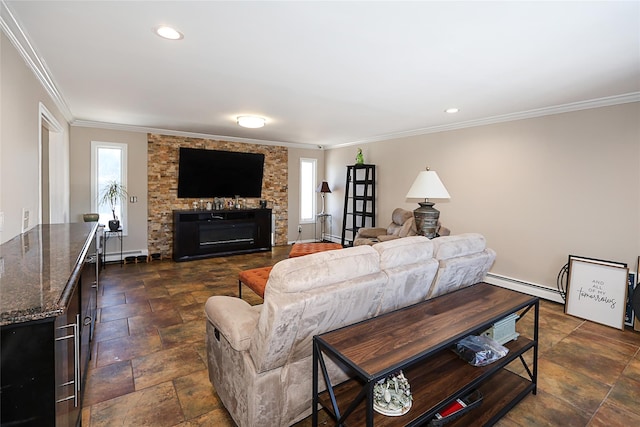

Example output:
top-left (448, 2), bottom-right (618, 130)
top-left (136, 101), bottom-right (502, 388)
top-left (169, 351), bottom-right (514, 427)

top-left (392, 208), bottom-right (413, 226)
top-left (268, 245), bottom-right (380, 294)
top-left (377, 235), bottom-right (399, 242)
top-left (373, 236), bottom-right (439, 314)
top-left (386, 208), bottom-right (413, 235)
top-left (427, 248), bottom-right (497, 298)
top-left (354, 227), bottom-right (387, 239)
top-left (250, 245), bottom-right (386, 373)
top-left (397, 216), bottom-right (416, 238)
top-left (433, 233), bottom-right (487, 260)
top-left (374, 235), bottom-right (434, 269)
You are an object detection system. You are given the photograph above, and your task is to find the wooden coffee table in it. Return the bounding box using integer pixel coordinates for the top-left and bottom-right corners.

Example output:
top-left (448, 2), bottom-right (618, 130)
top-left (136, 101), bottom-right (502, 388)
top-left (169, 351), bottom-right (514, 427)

top-left (313, 282), bottom-right (539, 426)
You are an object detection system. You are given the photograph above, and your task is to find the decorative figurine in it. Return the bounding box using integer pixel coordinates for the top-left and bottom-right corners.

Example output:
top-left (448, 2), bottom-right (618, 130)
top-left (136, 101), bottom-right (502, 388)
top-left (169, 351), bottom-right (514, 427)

top-left (372, 370), bottom-right (412, 416)
top-left (356, 147), bottom-right (364, 164)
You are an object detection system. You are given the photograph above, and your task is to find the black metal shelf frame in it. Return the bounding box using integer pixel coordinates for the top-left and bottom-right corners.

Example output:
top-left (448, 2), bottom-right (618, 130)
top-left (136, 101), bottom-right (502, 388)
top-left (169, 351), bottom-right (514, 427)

top-left (341, 164), bottom-right (376, 246)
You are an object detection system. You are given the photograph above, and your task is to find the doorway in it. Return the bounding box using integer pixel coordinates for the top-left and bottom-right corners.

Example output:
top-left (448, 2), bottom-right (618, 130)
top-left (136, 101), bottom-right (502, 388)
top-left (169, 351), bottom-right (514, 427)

top-left (39, 103), bottom-right (67, 224)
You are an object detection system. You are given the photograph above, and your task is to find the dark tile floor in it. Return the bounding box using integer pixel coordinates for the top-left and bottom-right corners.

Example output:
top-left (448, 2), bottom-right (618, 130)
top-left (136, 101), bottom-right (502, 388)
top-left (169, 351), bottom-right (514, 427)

top-left (82, 247), bottom-right (640, 426)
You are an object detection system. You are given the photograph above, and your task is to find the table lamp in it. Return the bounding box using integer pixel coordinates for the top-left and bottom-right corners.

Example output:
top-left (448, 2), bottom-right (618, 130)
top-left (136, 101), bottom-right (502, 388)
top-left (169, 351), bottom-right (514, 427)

top-left (405, 167), bottom-right (450, 238)
top-left (316, 181), bottom-right (331, 214)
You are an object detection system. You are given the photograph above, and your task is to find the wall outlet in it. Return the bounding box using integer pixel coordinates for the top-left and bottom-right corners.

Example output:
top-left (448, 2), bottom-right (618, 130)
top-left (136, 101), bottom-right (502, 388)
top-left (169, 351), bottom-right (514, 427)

top-left (298, 225), bottom-right (302, 233)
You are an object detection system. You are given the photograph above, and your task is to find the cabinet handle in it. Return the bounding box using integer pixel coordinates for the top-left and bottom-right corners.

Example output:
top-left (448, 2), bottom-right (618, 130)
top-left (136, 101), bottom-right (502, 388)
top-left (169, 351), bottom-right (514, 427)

top-left (74, 314), bottom-right (80, 406)
top-left (84, 316), bottom-right (92, 326)
top-left (55, 317), bottom-right (79, 407)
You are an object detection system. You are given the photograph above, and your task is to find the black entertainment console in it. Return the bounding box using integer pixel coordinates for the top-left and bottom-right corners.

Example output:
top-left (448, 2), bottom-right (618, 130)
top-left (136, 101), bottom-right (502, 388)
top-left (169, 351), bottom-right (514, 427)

top-left (173, 208), bottom-right (272, 261)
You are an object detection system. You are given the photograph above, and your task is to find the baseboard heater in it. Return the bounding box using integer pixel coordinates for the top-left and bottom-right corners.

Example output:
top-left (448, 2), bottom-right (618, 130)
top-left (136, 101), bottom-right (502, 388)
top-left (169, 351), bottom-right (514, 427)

top-left (485, 273), bottom-right (564, 303)
top-left (104, 249), bottom-right (147, 263)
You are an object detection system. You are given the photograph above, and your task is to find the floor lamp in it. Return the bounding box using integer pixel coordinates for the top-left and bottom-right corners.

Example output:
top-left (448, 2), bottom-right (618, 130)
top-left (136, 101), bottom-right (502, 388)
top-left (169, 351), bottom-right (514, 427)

top-left (317, 181), bottom-right (331, 214)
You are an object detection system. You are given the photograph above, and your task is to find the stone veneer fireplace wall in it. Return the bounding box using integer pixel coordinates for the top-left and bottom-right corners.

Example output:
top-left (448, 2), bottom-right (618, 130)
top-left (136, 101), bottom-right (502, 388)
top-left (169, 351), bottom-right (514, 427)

top-left (147, 133), bottom-right (288, 258)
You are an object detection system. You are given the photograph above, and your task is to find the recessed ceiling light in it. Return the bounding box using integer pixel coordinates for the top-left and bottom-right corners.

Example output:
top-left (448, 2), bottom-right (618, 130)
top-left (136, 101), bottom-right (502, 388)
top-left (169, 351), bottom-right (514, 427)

top-left (154, 26), bottom-right (183, 40)
top-left (237, 116), bottom-right (266, 129)
top-left (445, 108), bottom-right (460, 114)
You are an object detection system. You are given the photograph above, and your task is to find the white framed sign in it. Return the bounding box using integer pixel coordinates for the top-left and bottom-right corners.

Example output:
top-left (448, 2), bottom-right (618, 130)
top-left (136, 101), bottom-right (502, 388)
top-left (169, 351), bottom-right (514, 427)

top-left (565, 256), bottom-right (629, 330)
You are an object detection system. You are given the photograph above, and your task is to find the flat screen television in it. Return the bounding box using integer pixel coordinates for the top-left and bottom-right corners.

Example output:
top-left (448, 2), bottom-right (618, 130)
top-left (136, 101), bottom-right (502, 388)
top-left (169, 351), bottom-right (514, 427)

top-left (177, 147), bottom-right (265, 198)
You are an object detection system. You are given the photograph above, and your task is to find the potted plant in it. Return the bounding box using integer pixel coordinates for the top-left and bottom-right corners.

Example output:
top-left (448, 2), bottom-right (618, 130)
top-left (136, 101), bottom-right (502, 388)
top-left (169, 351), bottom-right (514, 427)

top-left (99, 180), bottom-right (128, 231)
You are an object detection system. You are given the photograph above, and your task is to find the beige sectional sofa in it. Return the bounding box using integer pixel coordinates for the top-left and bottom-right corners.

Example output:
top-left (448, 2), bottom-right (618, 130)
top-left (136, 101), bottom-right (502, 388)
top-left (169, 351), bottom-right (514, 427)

top-left (204, 233), bottom-right (496, 426)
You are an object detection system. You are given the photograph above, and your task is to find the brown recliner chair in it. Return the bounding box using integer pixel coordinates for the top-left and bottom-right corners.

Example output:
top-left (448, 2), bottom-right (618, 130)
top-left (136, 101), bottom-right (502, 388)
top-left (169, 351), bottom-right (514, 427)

top-left (354, 208), bottom-right (450, 246)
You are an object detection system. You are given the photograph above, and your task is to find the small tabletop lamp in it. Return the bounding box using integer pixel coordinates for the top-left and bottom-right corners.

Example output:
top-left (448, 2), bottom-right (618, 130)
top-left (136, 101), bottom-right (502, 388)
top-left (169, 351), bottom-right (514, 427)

top-left (317, 181), bottom-right (332, 214)
top-left (405, 167), bottom-right (450, 238)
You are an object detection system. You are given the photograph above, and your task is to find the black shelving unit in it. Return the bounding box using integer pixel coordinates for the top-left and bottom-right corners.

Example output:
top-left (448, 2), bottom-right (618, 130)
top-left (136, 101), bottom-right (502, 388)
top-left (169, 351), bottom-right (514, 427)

top-left (341, 164), bottom-right (376, 246)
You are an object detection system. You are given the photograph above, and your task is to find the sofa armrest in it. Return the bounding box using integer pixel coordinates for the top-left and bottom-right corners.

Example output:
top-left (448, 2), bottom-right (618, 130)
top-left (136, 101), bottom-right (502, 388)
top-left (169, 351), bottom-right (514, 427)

top-left (437, 223), bottom-right (451, 237)
top-left (204, 296), bottom-right (262, 351)
top-left (356, 227), bottom-right (388, 238)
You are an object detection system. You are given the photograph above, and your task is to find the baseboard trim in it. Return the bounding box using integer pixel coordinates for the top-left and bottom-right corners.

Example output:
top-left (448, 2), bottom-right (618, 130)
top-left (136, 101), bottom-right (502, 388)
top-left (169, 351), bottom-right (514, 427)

top-left (288, 238), bottom-right (318, 245)
top-left (485, 273), bottom-right (564, 303)
top-left (103, 249), bottom-right (148, 263)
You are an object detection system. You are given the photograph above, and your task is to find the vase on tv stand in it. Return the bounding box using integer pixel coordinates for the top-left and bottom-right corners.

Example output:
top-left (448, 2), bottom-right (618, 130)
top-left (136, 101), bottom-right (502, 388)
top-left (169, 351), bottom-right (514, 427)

top-left (214, 198), bottom-right (223, 210)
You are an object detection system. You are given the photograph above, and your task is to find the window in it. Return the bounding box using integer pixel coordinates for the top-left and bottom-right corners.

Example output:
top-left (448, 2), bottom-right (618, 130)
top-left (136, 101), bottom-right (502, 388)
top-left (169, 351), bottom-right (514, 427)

top-left (299, 158), bottom-right (317, 223)
top-left (91, 141), bottom-right (128, 233)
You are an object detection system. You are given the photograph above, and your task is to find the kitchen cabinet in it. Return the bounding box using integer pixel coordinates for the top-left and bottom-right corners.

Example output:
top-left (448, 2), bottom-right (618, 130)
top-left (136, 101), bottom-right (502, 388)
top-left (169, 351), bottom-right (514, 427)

top-left (1, 223), bottom-right (99, 427)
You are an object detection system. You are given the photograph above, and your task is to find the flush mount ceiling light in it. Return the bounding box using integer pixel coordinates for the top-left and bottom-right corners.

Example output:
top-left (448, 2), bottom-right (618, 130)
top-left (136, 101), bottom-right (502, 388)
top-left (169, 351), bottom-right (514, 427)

top-left (237, 116), bottom-right (266, 128)
top-left (154, 26), bottom-right (183, 40)
top-left (445, 107), bottom-right (460, 114)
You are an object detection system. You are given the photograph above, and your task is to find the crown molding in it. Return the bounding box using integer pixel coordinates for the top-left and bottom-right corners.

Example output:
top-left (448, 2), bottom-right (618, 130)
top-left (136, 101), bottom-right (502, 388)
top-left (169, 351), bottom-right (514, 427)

top-left (3, 0), bottom-right (636, 151)
top-left (329, 92), bottom-right (640, 150)
top-left (70, 120), bottom-right (323, 150)
top-left (1, 0), bottom-right (312, 149)
top-left (1, 0), bottom-right (74, 122)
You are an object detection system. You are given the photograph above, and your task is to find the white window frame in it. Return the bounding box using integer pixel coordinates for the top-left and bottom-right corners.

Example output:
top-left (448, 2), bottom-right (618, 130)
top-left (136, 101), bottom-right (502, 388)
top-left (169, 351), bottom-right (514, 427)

top-left (299, 158), bottom-right (317, 224)
top-left (91, 141), bottom-right (128, 234)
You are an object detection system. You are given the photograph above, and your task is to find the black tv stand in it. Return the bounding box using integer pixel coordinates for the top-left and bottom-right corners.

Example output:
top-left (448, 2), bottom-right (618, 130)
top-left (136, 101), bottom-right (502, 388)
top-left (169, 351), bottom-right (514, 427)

top-left (173, 208), bottom-right (272, 261)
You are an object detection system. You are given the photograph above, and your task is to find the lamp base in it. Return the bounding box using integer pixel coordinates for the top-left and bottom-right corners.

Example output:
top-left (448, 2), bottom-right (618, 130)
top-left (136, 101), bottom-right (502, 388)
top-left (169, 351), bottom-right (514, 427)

top-left (413, 202), bottom-right (440, 239)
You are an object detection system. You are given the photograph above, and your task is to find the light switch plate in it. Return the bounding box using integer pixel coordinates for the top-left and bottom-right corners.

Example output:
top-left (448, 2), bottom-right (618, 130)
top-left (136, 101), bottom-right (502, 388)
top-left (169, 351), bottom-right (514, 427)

top-left (22, 208), bottom-right (30, 233)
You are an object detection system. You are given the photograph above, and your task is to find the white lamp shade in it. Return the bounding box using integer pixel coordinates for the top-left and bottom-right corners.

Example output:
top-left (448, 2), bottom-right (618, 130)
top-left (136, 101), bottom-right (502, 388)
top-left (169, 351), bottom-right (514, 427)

top-left (405, 170), bottom-right (451, 200)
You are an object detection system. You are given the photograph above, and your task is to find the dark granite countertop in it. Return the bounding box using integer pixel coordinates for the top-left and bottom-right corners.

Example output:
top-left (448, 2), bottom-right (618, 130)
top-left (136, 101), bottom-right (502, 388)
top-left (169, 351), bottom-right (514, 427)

top-left (0, 223), bottom-right (98, 326)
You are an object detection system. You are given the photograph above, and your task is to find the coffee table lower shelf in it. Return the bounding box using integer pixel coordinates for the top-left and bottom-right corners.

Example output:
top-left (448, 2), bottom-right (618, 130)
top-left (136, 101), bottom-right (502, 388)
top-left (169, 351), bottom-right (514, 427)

top-left (318, 336), bottom-right (536, 427)
top-left (319, 369), bottom-right (532, 427)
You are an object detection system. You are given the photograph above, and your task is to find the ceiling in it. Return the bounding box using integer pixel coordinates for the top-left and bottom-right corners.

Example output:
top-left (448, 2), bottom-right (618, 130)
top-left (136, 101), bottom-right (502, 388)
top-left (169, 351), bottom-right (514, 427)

top-left (2, 1), bottom-right (639, 148)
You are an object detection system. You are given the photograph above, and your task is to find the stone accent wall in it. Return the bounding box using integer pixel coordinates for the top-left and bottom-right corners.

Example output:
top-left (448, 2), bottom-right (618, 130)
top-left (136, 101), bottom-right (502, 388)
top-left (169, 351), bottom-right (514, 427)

top-left (147, 133), bottom-right (288, 257)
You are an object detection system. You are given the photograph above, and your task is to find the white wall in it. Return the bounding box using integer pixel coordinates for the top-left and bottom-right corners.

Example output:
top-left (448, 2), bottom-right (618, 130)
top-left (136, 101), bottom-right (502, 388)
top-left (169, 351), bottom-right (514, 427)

top-left (5, 25), bottom-right (638, 289)
top-left (67, 128), bottom-right (325, 251)
top-left (69, 126), bottom-right (148, 254)
top-left (287, 146), bottom-right (325, 242)
top-left (1, 32), bottom-right (70, 243)
top-left (66, 126), bottom-right (330, 252)
top-left (325, 103), bottom-right (640, 293)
